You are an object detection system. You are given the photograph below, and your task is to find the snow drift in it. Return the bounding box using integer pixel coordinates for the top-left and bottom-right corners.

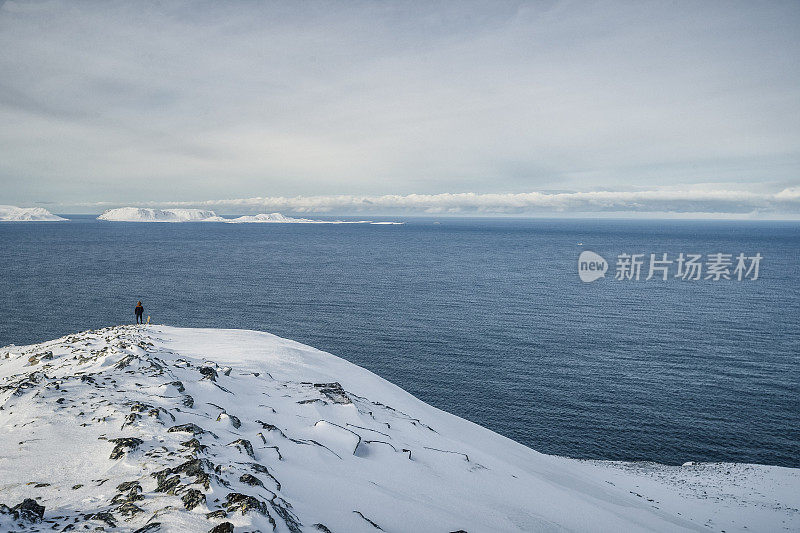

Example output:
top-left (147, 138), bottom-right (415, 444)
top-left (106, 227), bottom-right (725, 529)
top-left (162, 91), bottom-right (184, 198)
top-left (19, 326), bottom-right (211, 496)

top-left (0, 326), bottom-right (797, 532)
top-left (0, 205), bottom-right (66, 222)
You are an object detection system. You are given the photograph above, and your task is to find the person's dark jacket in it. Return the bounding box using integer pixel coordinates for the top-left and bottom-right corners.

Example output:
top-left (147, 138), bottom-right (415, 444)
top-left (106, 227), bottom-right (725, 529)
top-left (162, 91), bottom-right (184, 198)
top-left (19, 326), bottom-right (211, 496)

top-left (135, 304), bottom-right (144, 316)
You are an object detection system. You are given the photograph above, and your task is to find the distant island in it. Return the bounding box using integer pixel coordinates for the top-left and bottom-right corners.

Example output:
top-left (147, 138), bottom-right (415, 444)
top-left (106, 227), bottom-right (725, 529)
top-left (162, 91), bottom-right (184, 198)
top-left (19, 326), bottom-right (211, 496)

top-left (0, 205), bottom-right (66, 222)
top-left (97, 207), bottom-right (402, 224)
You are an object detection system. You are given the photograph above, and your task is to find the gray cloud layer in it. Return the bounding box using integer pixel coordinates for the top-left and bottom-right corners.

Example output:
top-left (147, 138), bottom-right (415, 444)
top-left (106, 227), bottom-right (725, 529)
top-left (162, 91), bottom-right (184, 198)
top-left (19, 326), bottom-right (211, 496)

top-left (1, 1), bottom-right (799, 216)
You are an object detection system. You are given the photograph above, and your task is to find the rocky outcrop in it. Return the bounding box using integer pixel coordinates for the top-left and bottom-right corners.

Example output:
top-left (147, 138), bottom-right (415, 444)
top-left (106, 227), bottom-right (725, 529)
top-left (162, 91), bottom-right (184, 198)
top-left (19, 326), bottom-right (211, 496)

top-left (1, 499), bottom-right (45, 523)
top-left (109, 437), bottom-right (144, 459)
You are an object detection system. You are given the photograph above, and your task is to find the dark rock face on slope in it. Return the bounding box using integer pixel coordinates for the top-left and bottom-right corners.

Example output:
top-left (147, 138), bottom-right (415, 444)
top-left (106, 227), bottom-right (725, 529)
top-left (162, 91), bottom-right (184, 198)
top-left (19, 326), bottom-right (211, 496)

top-left (0, 499), bottom-right (46, 523)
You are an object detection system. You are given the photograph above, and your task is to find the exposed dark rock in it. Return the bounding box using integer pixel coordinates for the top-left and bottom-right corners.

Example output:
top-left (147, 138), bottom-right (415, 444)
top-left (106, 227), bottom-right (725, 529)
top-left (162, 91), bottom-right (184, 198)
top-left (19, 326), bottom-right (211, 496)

top-left (255, 421), bottom-right (287, 437)
top-left (11, 498), bottom-right (45, 522)
top-left (199, 367), bottom-right (218, 381)
top-left (91, 511), bottom-right (116, 527)
top-left (227, 439), bottom-right (255, 458)
top-left (314, 382), bottom-right (352, 404)
top-left (222, 367), bottom-right (232, 376)
top-left (116, 481), bottom-right (141, 493)
top-left (169, 381), bottom-right (185, 393)
top-left (173, 458), bottom-right (208, 477)
top-left (205, 510), bottom-right (227, 519)
top-left (112, 490), bottom-right (144, 505)
top-left (116, 502), bottom-right (144, 517)
top-left (313, 525), bottom-right (333, 533)
top-left (71, 484), bottom-right (83, 490)
top-left (130, 402), bottom-right (153, 413)
top-left (112, 481), bottom-right (144, 505)
top-left (109, 437), bottom-right (144, 460)
top-left (182, 489), bottom-right (206, 510)
top-left (195, 471), bottom-right (212, 490)
top-left (115, 355), bottom-right (135, 369)
top-left (238, 474), bottom-right (263, 487)
top-left (217, 412), bottom-right (242, 429)
top-left (208, 522), bottom-right (234, 533)
top-left (223, 493), bottom-right (268, 516)
top-left (249, 463), bottom-right (281, 490)
top-left (168, 423), bottom-right (204, 435)
top-left (353, 510), bottom-right (383, 530)
top-left (156, 475), bottom-right (180, 494)
top-left (270, 500), bottom-right (303, 533)
top-left (180, 438), bottom-right (208, 453)
top-left (183, 394), bottom-right (195, 408)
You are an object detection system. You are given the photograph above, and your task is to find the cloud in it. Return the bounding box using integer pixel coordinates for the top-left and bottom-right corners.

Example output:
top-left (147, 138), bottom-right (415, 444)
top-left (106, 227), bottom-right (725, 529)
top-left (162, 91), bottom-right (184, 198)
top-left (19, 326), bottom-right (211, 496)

top-left (0, 1), bottom-right (799, 209)
top-left (98, 186), bottom-right (799, 217)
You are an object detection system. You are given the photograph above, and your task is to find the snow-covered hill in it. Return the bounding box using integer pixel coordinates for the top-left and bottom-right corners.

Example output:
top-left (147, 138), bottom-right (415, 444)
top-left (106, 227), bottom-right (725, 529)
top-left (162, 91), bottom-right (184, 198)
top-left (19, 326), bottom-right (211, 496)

top-left (96, 208), bottom-right (400, 224)
top-left (0, 205), bottom-right (67, 222)
top-left (0, 326), bottom-right (797, 532)
top-left (225, 213), bottom-right (327, 223)
top-left (97, 208), bottom-right (220, 222)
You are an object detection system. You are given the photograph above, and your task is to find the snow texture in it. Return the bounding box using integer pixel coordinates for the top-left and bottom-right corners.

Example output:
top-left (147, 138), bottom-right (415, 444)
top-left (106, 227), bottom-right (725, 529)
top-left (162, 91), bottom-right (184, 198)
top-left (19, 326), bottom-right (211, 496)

top-left (0, 205), bottom-right (67, 222)
top-left (0, 326), bottom-right (797, 532)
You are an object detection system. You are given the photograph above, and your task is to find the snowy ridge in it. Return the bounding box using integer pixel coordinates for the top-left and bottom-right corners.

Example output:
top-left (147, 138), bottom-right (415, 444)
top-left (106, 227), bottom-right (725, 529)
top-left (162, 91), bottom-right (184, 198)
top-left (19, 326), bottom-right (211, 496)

top-left (97, 208), bottom-right (402, 224)
top-left (0, 326), bottom-right (797, 532)
top-left (0, 205), bottom-right (66, 222)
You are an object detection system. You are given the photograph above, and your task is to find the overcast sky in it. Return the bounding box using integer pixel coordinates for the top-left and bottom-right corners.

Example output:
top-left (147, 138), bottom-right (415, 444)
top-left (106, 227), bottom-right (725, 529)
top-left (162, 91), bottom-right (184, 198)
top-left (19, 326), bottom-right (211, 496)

top-left (1, 0), bottom-right (799, 216)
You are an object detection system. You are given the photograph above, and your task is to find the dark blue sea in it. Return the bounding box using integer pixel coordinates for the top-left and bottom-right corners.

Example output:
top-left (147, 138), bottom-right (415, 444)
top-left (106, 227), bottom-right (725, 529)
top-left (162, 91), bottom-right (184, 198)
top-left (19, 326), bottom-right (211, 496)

top-left (2, 216), bottom-right (798, 467)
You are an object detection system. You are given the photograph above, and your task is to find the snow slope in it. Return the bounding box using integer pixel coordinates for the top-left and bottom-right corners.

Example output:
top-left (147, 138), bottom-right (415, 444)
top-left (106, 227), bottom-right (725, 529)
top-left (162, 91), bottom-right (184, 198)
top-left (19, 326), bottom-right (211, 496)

top-left (0, 205), bottom-right (67, 222)
top-left (0, 326), bottom-right (797, 532)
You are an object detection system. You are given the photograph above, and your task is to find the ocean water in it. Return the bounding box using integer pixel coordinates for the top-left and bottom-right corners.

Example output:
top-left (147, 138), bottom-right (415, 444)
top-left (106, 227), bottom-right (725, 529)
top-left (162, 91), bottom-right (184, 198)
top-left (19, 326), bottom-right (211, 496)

top-left (1, 216), bottom-right (798, 467)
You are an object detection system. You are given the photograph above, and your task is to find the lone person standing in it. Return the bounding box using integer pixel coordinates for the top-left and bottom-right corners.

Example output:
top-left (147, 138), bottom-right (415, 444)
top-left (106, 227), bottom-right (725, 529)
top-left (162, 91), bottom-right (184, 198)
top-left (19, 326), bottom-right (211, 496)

top-left (135, 301), bottom-right (144, 324)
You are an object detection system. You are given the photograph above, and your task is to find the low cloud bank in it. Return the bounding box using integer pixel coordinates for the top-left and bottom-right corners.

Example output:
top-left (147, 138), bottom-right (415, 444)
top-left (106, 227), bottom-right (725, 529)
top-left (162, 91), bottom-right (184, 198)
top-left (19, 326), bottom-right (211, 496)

top-left (147, 187), bottom-right (800, 217)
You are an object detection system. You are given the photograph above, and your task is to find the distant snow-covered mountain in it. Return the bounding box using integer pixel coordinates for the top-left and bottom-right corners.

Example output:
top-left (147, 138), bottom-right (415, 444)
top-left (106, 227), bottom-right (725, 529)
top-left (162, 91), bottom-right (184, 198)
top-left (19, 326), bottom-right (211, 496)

top-left (98, 208), bottom-right (220, 222)
top-left (0, 205), bottom-right (67, 222)
top-left (225, 213), bottom-right (319, 223)
top-left (1, 326), bottom-right (796, 532)
top-left (96, 208), bottom-right (399, 224)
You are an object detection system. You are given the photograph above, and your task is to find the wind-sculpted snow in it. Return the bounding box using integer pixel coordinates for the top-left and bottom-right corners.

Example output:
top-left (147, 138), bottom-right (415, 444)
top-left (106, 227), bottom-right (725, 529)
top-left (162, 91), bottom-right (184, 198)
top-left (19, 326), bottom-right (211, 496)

top-left (97, 208), bottom-right (401, 224)
top-left (0, 205), bottom-right (67, 222)
top-left (0, 326), bottom-right (797, 532)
